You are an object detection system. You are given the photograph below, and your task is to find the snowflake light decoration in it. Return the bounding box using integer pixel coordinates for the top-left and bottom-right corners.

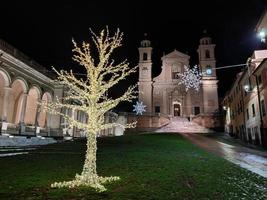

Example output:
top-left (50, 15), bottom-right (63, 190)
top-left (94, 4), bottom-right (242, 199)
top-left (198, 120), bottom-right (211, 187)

top-left (133, 101), bottom-right (146, 115)
top-left (178, 65), bottom-right (201, 92)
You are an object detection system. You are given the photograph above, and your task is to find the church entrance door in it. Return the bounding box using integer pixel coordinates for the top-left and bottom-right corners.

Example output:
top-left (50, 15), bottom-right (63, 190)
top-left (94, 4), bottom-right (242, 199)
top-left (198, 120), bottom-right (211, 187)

top-left (174, 104), bottom-right (180, 116)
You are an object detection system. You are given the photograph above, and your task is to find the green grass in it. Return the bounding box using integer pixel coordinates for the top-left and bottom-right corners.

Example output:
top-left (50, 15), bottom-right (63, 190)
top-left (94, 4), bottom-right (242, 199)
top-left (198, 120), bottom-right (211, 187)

top-left (0, 133), bottom-right (266, 200)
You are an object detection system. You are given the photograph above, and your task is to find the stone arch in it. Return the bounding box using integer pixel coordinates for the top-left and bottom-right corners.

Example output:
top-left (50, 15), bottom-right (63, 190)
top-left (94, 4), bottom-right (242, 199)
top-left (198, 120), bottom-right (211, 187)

top-left (24, 86), bottom-right (41, 125)
top-left (9, 78), bottom-right (28, 123)
top-left (172, 100), bottom-right (182, 117)
top-left (0, 68), bottom-right (11, 87)
top-left (30, 84), bottom-right (42, 97)
top-left (11, 77), bottom-right (28, 93)
top-left (38, 92), bottom-right (52, 128)
top-left (0, 69), bottom-right (11, 120)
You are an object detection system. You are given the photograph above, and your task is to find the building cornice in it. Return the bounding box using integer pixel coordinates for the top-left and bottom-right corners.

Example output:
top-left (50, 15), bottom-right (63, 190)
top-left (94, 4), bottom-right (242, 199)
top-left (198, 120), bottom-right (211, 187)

top-left (0, 50), bottom-right (55, 89)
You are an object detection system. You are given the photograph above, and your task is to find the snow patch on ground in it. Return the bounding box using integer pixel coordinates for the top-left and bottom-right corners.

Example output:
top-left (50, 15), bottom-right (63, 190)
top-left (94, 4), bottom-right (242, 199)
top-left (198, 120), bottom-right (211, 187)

top-left (0, 152), bottom-right (29, 157)
top-left (0, 135), bottom-right (57, 147)
top-left (241, 153), bottom-right (267, 165)
top-left (217, 141), bottom-right (235, 148)
top-left (0, 148), bottom-right (36, 152)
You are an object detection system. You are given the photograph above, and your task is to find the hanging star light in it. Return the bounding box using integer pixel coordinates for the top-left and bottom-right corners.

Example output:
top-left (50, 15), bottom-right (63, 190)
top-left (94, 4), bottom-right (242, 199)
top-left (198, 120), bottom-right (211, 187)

top-left (133, 101), bottom-right (146, 115)
top-left (178, 65), bottom-right (201, 92)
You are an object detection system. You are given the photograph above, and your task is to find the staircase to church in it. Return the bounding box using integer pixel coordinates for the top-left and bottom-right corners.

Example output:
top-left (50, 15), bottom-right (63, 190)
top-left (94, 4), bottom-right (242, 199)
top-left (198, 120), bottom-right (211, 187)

top-left (155, 117), bottom-right (213, 133)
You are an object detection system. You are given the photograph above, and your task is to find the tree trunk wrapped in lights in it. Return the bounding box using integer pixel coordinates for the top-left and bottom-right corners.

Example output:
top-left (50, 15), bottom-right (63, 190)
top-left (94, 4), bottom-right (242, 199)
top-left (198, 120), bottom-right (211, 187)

top-left (42, 28), bottom-right (136, 192)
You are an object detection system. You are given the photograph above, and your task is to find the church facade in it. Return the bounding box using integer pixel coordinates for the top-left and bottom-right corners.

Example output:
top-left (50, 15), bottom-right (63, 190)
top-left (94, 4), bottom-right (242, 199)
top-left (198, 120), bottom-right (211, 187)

top-left (138, 35), bottom-right (219, 118)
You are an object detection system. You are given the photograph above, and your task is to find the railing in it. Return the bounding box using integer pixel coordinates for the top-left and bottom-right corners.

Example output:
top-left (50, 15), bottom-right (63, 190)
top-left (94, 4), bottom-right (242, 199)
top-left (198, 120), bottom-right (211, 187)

top-left (0, 39), bottom-right (56, 79)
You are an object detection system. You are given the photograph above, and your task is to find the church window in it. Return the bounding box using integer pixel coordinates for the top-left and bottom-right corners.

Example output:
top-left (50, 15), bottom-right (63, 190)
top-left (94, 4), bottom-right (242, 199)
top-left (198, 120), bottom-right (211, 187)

top-left (258, 74), bottom-right (262, 85)
top-left (143, 53), bottom-right (147, 61)
top-left (172, 72), bottom-right (179, 79)
top-left (252, 104), bottom-right (255, 117)
top-left (261, 99), bottom-right (266, 116)
top-left (155, 106), bottom-right (160, 113)
top-left (205, 50), bottom-right (210, 58)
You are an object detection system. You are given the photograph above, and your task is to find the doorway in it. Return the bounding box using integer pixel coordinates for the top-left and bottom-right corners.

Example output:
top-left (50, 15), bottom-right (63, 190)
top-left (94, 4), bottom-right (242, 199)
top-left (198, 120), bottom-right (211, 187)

top-left (194, 107), bottom-right (200, 115)
top-left (174, 104), bottom-right (180, 116)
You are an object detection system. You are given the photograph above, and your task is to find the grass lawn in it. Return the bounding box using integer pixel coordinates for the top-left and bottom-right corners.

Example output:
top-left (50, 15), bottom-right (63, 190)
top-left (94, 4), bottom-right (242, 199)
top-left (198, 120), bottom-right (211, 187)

top-left (0, 133), bottom-right (266, 200)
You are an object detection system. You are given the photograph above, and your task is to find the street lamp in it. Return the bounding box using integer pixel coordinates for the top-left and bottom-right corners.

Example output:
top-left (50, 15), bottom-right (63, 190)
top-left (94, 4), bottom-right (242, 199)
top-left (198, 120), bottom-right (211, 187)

top-left (243, 84), bottom-right (250, 93)
top-left (259, 31), bottom-right (266, 43)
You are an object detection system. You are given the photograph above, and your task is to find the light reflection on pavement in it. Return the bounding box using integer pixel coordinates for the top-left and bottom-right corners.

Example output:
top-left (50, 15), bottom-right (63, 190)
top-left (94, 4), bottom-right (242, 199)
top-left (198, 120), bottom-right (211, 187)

top-left (181, 132), bottom-right (267, 178)
top-left (156, 117), bottom-right (267, 178)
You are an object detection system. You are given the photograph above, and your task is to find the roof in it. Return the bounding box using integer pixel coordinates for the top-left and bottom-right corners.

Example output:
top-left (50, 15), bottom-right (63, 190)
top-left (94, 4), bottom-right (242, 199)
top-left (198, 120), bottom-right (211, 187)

top-left (255, 6), bottom-right (267, 32)
top-left (0, 38), bottom-right (56, 79)
top-left (252, 58), bottom-right (267, 74)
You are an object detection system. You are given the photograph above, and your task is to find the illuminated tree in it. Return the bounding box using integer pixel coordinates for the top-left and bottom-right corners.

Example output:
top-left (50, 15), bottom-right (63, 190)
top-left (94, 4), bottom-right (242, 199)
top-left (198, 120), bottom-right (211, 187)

top-left (42, 28), bottom-right (136, 191)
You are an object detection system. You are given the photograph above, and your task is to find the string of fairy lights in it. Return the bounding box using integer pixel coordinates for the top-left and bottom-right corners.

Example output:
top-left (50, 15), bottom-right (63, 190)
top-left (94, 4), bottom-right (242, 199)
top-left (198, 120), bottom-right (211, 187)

top-left (39, 62), bottom-right (249, 117)
top-left (35, 62), bottom-right (249, 77)
top-left (42, 28), bottom-right (138, 192)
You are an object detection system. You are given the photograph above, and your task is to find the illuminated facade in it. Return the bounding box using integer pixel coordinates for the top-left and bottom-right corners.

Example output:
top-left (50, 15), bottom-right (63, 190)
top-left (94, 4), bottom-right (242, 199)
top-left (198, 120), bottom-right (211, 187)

top-left (223, 8), bottom-right (267, 147)
top-left (0, 39), bottom-right (119, 137)
top-left (0, 39), bottom-right (63, 137)
top-left (223, 50), bottom-right (267, 146)
top-left (138, 35), bottom-right (219, 119)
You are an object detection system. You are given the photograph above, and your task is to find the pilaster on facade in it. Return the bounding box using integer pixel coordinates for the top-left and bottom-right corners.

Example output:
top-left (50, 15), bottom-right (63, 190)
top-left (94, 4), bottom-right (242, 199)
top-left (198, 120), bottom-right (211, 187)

top-left (19, 93), bottom-right (28, 124)
top-left (1, 86), bottom-right (12, 121)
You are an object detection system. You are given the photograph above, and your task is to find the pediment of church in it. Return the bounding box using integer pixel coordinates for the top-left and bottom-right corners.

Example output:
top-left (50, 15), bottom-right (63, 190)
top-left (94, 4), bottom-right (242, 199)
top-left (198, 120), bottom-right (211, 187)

top-left (153, 50), bottom-right (190, 82)
top-left (161, 50), bottom-right (190, 61)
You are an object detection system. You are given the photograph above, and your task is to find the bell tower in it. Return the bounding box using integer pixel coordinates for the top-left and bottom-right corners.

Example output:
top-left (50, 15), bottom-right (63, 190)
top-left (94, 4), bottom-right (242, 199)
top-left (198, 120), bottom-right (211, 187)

top-left (197, 31), bottom-right (216, 78)
top-left (138, 34), bottom-right (153, 113)
top-left (197, 31), bottom-right (219, 113)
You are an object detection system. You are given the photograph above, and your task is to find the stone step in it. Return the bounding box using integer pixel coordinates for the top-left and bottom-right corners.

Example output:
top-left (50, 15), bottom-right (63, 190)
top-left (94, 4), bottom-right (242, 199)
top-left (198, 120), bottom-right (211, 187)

top-left (0, 135), bottom-right (57, 147)
top-left (156, 117), bottom-right (212, 133)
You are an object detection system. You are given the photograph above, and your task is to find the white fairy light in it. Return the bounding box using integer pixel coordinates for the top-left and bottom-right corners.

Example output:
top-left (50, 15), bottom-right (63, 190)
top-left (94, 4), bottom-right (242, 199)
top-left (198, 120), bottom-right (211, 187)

top-left (133, 101), bottom-right (146, 115)
top-left (178, 65), bottom-right (201, 92)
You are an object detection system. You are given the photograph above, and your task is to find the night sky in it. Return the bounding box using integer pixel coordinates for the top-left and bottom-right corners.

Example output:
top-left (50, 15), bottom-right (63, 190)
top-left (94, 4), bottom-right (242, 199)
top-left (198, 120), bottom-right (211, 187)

top-left (1, 0), bottom-right (267, 110)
